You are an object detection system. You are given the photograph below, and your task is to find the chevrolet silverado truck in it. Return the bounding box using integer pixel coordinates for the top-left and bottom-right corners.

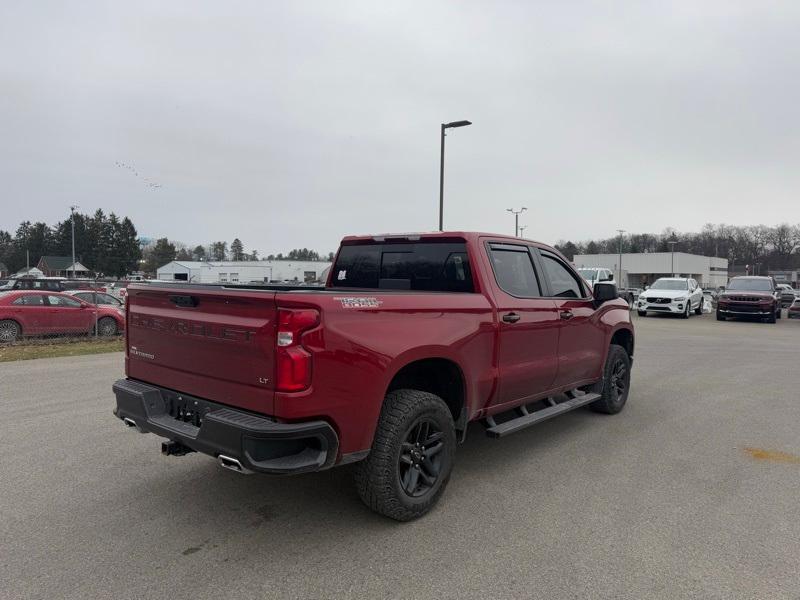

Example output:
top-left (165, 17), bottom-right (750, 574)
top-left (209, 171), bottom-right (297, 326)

top-left (113, 232), bottom-right (635, 521)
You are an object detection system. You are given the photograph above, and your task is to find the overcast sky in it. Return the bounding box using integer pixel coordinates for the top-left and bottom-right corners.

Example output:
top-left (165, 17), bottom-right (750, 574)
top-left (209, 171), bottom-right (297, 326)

top-left (1, 1), bottom-right (799, 255)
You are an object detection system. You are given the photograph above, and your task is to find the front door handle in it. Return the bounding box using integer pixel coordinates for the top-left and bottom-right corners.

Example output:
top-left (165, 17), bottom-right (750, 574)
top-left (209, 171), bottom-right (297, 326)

top-left (502, 312), bottom-right (521, 323)
top-left (560, 310), bottom-right (574, 320)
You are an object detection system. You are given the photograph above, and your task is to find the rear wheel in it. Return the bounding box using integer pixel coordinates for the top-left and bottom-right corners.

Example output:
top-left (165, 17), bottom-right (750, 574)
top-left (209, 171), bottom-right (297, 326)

top-left (0, 320), bottom-right (21, 343)
top-left (588, 344), bottom-right (631, 415)
top-left (355, 389), bottom-right (456, 521)
top-left (96, 317), bottom-right (118, 336)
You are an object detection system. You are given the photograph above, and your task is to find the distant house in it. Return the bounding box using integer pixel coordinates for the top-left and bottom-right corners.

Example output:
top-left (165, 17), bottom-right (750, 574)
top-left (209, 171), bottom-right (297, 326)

top-left (13, 266), bottom-right (45, 278)
top-left (0, 262), bottom-right (8, 277)
top-left (37, 256), bottom-right (91, 278)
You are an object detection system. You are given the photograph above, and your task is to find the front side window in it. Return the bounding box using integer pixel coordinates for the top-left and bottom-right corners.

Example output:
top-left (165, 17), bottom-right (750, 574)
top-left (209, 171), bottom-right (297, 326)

top-left (540, 252), bottom-right (585, 298)
top-left (47, 295), bottom-right (82, 308)
top-left (488, 245), bottom-right (540, 297)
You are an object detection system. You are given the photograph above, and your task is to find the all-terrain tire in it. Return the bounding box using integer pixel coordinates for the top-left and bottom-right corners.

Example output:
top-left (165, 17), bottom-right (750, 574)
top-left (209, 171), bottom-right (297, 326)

top-left (588, 344), bottom-right (631, 415)
top-left (354, 389), bottom-right (456, 521)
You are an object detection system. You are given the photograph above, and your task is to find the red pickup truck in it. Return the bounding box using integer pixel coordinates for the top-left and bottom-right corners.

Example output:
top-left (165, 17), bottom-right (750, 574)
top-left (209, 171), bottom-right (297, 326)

top-left (113, 232), bottom-right (634, 520)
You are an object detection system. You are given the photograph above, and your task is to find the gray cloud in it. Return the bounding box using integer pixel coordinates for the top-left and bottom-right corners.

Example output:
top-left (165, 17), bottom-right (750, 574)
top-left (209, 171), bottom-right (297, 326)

top-left (1, 1), bottom-right (799, 254)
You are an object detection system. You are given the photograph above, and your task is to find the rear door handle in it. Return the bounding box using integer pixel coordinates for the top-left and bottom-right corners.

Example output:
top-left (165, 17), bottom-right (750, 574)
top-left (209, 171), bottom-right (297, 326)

top-left (502, 312), bottom-right (521, 323)
top-left (560, 310), bottom-right (574, 320)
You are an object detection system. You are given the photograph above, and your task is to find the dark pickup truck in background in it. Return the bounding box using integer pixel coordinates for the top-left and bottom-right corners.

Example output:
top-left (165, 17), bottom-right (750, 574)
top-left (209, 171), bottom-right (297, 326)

top-left (113, 232), bottom-right (635, 520)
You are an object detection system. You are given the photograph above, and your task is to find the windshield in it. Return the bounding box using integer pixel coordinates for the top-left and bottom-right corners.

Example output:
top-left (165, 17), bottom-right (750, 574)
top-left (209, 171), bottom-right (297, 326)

top-left (577, 269), bottom-right (598, 280)
top-left (650, 279), bottom-right (687, 290)
top-left (727, 278), bottom-right (773, 291)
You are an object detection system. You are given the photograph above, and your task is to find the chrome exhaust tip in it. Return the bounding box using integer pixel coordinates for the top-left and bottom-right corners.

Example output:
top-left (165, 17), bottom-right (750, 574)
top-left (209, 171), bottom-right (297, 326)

top-left (218, 455), bottom-right (253, 474)
top-left (122, 417), bottom-right (138, 428)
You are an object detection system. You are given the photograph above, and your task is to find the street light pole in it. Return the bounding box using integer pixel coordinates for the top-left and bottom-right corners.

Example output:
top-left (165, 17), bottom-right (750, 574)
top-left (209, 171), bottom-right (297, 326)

top-left (518, 225), bottom-right (528, 237)
top-left (438, 120), bottom-right (472, 231)
top-left (507, 207), bottom-right (527, 236)
top-left (70, 205), bottom-right (79, 279)
top-left (617, 229), bottom-right (626, 285)
top-left (668, 240), bottom-right (677, 277)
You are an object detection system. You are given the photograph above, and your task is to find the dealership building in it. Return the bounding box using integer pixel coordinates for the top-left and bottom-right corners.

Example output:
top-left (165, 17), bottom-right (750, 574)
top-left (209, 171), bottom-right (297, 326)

top-left (572, 252), bottom-right (729, 288)
top-left (156, 260), bottom-right (332, 284)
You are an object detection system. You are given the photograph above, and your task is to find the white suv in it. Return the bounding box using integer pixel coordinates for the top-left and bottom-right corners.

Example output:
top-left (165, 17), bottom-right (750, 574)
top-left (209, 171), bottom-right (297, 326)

top-left (637, 277), bottom-right (703, 318)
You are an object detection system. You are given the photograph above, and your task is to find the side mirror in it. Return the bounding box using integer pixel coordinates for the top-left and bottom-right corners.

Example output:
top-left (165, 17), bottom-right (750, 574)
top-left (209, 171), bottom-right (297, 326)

top-left (593, 282), bottom-right (618, 306)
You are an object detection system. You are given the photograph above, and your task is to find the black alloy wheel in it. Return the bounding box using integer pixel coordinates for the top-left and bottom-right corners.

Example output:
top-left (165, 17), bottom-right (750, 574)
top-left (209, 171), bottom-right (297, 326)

top-left (399, 419), bottom-right (445, 498)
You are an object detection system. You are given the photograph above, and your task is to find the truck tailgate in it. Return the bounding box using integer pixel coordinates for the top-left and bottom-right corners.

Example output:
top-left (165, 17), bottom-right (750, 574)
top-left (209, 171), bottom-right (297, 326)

top-left (126, 285), bottom-right (277, 414)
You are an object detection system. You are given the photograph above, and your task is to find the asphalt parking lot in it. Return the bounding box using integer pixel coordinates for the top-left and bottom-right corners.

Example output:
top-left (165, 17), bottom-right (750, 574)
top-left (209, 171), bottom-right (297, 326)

top-left (2, 313), bottom-right (799, 600)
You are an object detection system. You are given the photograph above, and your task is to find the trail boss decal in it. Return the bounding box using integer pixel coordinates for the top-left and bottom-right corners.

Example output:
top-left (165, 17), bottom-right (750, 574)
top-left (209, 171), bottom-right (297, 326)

top-left (334, 297), bottom-right (383, 309)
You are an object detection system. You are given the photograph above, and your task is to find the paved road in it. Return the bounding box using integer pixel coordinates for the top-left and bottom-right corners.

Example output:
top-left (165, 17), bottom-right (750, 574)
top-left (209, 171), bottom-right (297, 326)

top-left (2, 314), bottom-right (800, 599)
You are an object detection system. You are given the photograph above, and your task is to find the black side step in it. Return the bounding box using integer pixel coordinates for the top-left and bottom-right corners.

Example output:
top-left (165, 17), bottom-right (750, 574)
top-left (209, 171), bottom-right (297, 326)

top-left (485, 392), bottom-right (601, 438)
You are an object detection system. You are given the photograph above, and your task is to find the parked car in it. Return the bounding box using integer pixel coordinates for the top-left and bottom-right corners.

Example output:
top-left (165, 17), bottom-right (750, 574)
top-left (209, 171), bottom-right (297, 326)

top-left (113, 231), bottom-right (635, 521)
top-left (787, 297), bottom-right (800, 319)
top-left (636, 277), bottom-right (703, 318)
top-left (0, 278), bottom-right (65, 291)
top-left (65, 290), bottom-right (124, 309)
top-left (0, 290), bottom-right (125, 342)
top-left (775, 283), bottom-right (795, 308)
top-left (716, 276), bottom-right (781, 323)
top-left (576, 267), bottom-right (634, 304)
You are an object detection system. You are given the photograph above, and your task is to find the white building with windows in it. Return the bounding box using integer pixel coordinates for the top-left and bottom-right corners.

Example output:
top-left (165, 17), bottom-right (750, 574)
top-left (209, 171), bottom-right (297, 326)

top-left (572, 252), bottom-right (728, 288)
top-left (156, 260), bottom-right (332, 284)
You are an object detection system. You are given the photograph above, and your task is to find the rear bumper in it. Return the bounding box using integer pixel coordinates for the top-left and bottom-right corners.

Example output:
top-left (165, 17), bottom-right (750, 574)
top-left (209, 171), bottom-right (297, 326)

top-left (112, 378), bottom-right (338, 475)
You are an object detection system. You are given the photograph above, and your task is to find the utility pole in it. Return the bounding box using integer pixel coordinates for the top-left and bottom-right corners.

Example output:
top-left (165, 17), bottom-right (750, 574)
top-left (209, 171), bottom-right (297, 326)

top-left (70, 205), bottom-right (79, 279)
top-left (506, 207), bottom-right (527, 236)
top-left (617, 229), bottom-right (626, 286)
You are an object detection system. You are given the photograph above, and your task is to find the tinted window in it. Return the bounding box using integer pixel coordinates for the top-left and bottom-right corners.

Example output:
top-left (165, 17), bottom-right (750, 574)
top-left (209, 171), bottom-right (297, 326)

top-left (332, 242), bottom-right (473, 292)
top-left (489, 246), bottom-right (540, 297)
top-left (47, 295), bottom-right (82, 308)
top-left (12, 294), bottom-right (45, 306)
top-left (727, 278), bottom-right (773, 292)
top-left (541, 253), bottom-right (584, 298)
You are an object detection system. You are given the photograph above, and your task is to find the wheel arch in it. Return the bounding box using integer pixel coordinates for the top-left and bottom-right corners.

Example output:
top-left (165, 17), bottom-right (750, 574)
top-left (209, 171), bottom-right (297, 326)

top-left (385, 356), bottom-right (468, 431)
top-left (609, 326), bottom-right (634, 359)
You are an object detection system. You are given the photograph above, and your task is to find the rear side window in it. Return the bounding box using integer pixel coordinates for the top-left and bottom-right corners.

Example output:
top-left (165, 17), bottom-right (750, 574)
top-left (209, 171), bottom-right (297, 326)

top-left (540, 252), bottom-right (586, 298)
top-left (12, 294), bottom-right (45, 306)
top-left (47, 295), bottom-right (82, 308)
top-left (331, 242), bottom-right (474, 292)
top-left (488, 244), bottom-right (541, 297)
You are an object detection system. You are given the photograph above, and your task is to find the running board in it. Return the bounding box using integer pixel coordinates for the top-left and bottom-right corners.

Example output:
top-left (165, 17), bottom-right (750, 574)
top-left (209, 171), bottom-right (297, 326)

top-left (485, 392), bottom-right (601, 438)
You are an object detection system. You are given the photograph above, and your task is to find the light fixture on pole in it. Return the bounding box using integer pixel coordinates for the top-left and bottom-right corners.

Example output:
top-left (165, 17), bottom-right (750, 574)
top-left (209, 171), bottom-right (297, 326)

top-left (439, 120), bottom-right (472, 231)
top-left (507, 207), bottom-right (527, 236)
top-left (668, 235), bottom-right (678, 277)
top-left (518, 225), bottom-right (528, 238)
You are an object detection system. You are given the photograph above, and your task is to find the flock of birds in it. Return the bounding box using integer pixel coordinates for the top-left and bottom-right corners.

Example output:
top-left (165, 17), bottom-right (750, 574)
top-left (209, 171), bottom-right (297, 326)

top-left (115, 161), bottom-right (162, 189)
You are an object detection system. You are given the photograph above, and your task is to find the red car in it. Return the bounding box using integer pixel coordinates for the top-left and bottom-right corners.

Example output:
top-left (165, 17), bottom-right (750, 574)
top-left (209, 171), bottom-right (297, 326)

top-left (113, 231), bottom-right (634, 520)
top-left (0, 290), bottom-right (126, 342)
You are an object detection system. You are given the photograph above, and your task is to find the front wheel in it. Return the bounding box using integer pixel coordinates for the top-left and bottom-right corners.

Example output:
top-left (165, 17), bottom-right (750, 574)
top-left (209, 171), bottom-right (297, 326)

top-left (695, 298), bottom-right (703, 315)
top-left (716, 310), bottom-right (725, 321)
top-left (637, 310), bottom-right (647, 317)
top-left (0, 320), bottom-right (21, 343)
top-left (355, 389), bottom-right (456, 521)
top-left (682, 302), bottom-right (691, 319)
top-left (588, 344), bottom-right (631, 415)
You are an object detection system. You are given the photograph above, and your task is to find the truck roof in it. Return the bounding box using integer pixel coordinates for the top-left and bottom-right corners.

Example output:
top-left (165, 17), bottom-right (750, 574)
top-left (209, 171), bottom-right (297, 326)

top-left (340, 231), bottom-right (562, 254)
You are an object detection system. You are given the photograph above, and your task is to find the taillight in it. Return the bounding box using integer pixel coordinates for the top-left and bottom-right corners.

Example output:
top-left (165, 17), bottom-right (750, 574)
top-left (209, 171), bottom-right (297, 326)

top-left (275, 308), bottom-right (320, 392)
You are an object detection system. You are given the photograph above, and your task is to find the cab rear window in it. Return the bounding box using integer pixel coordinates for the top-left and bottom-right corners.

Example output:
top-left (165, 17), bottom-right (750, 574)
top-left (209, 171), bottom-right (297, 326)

top-left (331, 242), bottom-right (474, 292)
